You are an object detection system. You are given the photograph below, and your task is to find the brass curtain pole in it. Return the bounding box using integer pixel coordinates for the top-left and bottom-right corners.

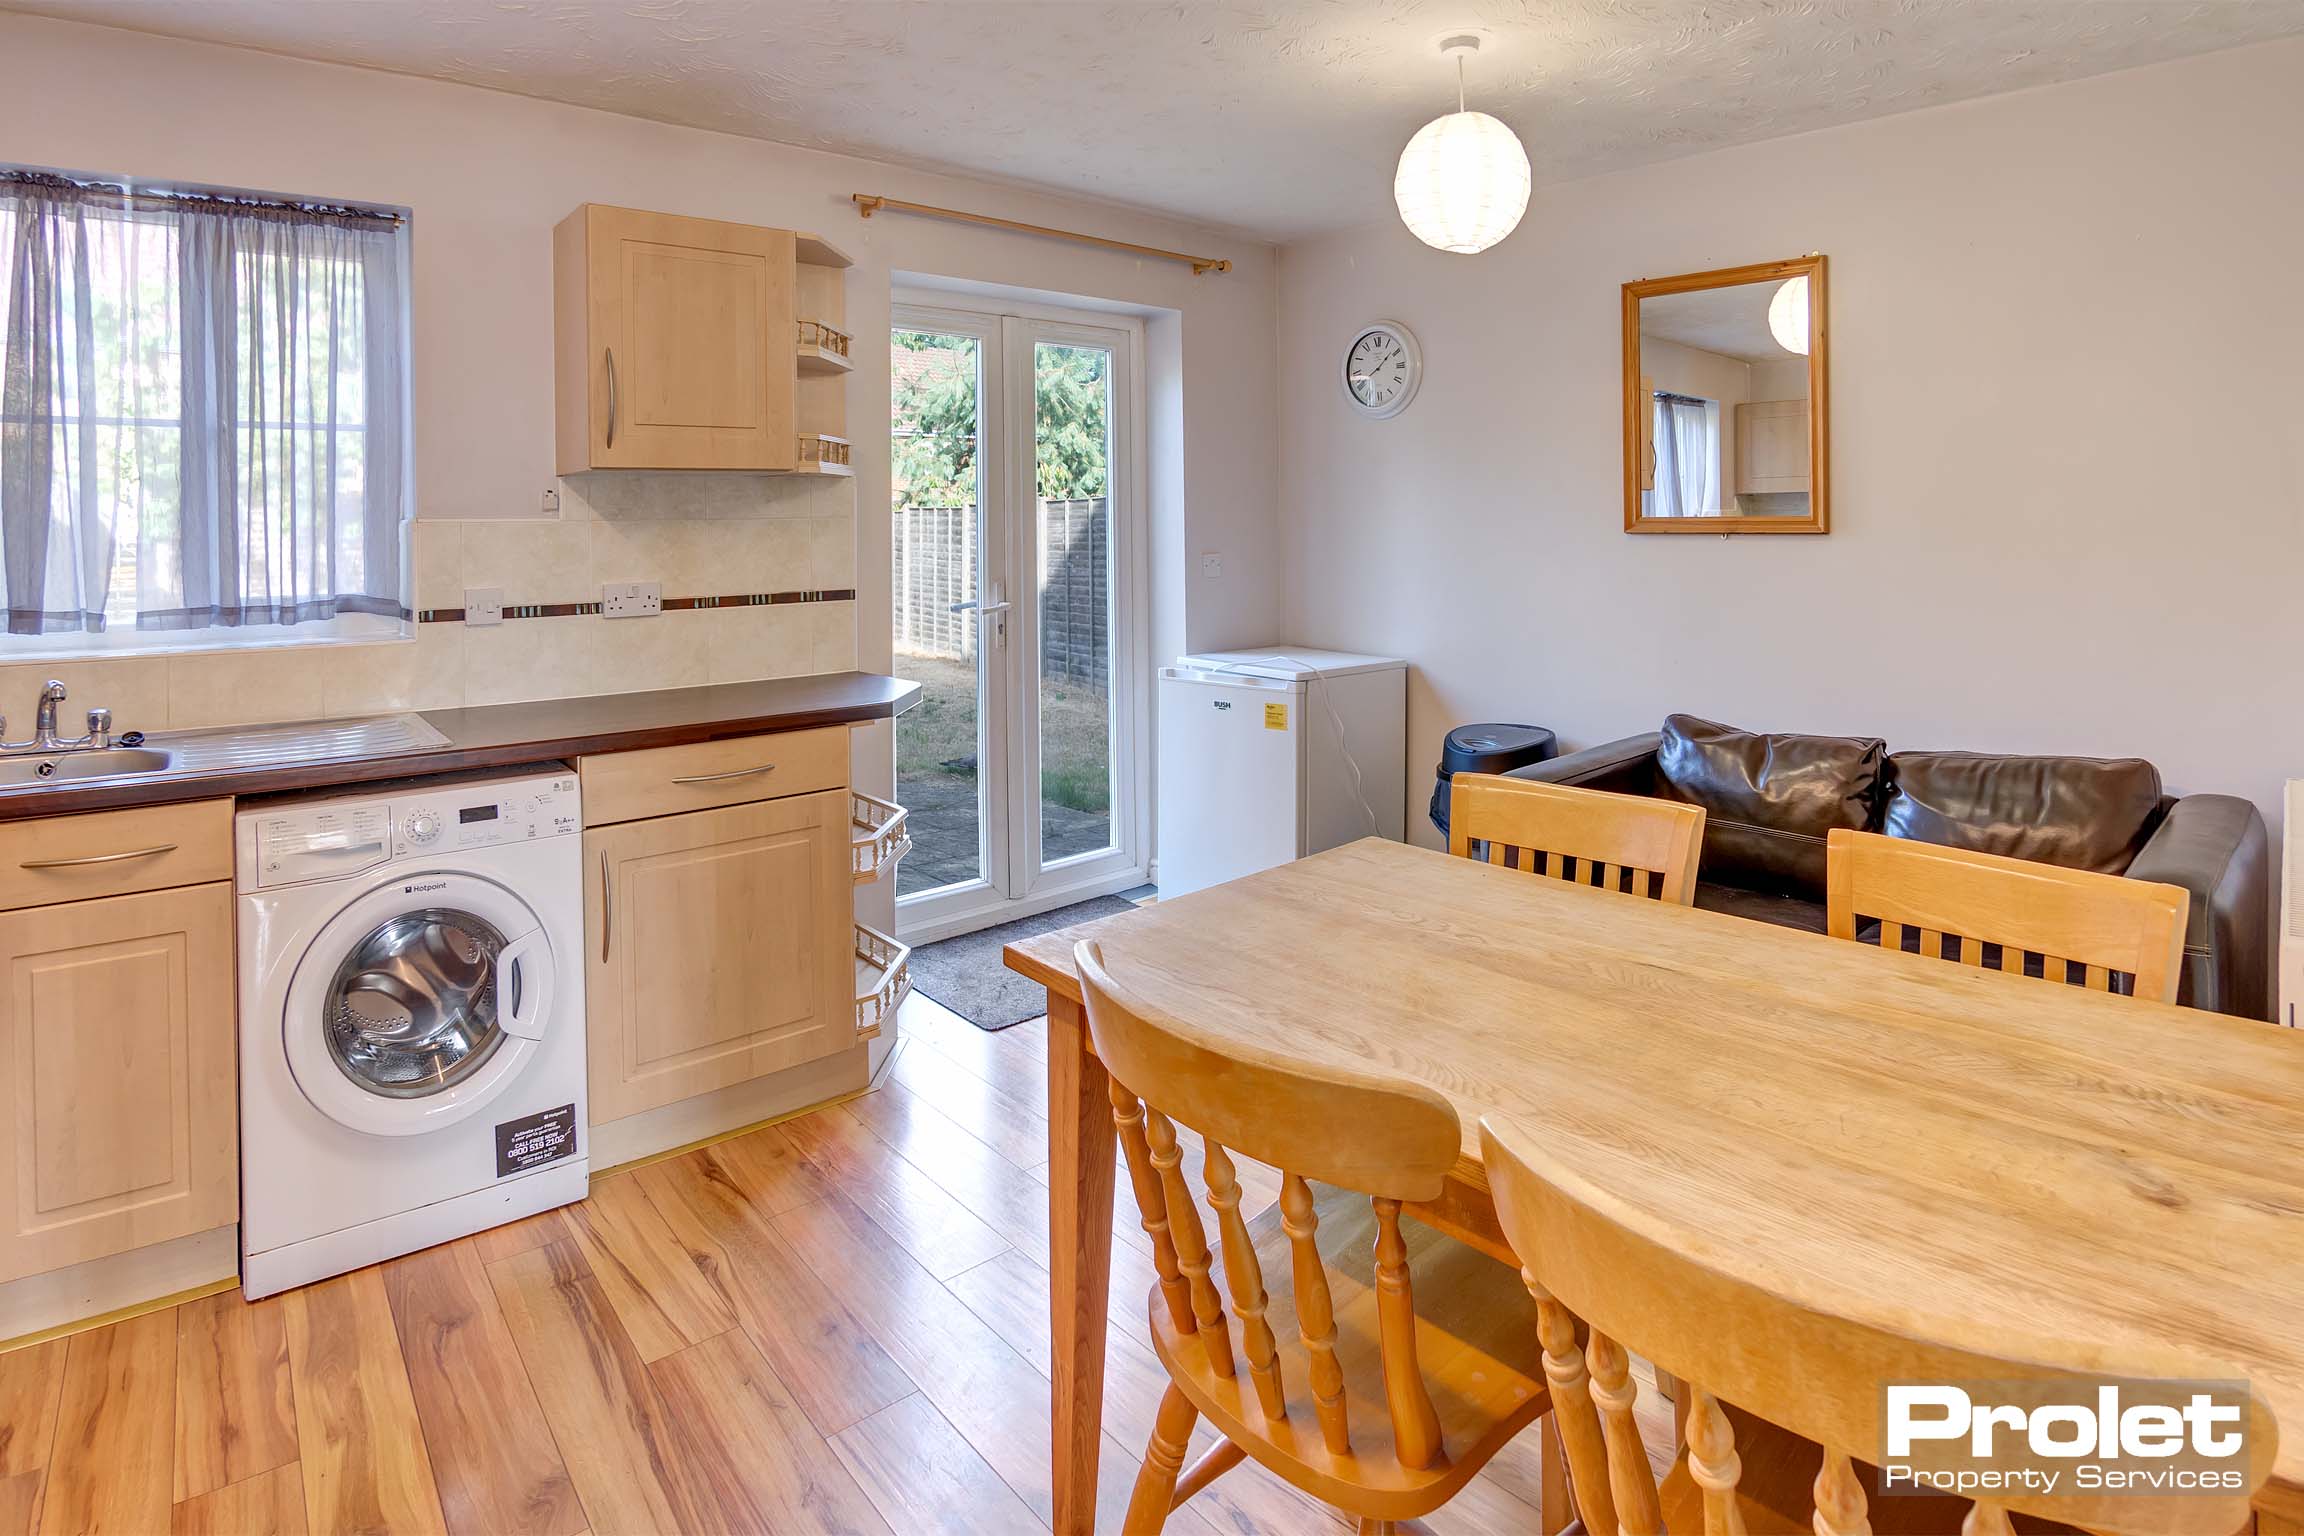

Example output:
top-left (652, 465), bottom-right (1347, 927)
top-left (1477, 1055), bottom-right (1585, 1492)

top-left (851, 193), bottom-right (1230, 275)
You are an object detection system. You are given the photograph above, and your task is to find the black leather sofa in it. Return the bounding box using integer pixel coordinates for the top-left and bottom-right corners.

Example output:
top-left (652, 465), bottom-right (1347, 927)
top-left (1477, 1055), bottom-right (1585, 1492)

top-left (1504, 714), bottom-right (2270, 1020)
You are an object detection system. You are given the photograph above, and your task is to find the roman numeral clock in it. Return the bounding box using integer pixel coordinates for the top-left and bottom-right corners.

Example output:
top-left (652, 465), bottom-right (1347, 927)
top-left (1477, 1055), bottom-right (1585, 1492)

top-left (1341, 320), bottom-right (1423, 419)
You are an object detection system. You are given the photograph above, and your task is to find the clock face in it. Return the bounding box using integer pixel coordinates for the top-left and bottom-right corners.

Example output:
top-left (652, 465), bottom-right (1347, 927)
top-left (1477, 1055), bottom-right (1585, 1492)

top-left (1342, 323), bottom-right (1420, 418)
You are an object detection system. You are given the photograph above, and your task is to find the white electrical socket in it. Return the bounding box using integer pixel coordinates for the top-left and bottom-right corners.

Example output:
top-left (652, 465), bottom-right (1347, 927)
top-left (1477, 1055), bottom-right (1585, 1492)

top-left (541, 487), bottom-right (562, 516)
top-left (601, 580), bottom-right (662, 619)
top-left (1200, 551), bottom-right (1224, 580)
top-left (464, 587), bottom-right (504, 626)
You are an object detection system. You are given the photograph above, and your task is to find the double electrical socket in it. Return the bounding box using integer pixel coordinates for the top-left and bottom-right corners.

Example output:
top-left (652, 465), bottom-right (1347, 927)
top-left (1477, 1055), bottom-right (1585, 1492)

top-left (601, 580), bottom-right (663, 619)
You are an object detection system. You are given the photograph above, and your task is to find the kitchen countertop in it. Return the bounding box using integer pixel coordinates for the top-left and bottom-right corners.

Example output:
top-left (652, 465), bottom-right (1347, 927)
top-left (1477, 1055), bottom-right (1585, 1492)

top-left (0, 671), bottom-right (921, 822)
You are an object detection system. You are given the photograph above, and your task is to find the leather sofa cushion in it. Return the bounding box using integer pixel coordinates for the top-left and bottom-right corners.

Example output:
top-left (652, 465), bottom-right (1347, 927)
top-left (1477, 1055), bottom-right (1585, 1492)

top-left (1655, 714), bottom-right (1884, 897)
top-left (1883, 751), bottom-right (2163, 874)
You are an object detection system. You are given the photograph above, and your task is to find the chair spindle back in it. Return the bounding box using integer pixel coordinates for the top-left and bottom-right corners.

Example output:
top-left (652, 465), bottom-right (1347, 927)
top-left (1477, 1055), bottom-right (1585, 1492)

top-left (1448, 774), bottom-right (1705, 905)
top-left (1077, 939), bottom-right (1464, 1470)
top-left (1478, 1113), bottom-right (2275, 1536)
top-left (1825, 828), bottom-right (2189, 1003)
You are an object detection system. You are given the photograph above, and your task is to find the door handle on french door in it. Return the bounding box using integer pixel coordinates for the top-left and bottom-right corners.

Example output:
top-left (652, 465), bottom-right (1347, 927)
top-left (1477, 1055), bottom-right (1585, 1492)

top-left (951, 588), bottom-right (1011, 648)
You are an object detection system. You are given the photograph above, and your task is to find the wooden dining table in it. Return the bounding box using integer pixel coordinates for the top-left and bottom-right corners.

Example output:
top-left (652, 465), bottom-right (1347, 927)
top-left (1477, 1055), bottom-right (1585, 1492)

top-left (1004, 837), bottom-right (2304, 1536)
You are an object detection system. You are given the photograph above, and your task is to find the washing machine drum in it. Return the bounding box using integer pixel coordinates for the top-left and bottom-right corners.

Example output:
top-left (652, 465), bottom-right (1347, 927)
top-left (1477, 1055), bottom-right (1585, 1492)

top-left (284, 872), bottom-right (555, 1136)
top-left (327, 908), bottom-right (509, 1097)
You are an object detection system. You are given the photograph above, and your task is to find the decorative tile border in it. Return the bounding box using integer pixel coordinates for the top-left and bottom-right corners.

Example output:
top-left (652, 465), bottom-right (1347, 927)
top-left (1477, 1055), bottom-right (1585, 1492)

top-left (417, 588), bottom-right (858, 624)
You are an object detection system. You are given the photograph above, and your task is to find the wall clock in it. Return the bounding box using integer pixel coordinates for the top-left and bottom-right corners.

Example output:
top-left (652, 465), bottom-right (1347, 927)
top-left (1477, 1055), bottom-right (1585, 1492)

top-left (1341, 321), bottom-right (1422, 419)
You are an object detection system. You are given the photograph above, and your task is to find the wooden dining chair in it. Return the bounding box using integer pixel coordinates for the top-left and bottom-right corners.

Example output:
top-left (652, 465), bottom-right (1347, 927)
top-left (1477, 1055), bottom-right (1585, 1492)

top-left (1824, 828), bottom-right (2190, 1003)
top-left (1477, 1111), bottom-right (2277, 1536)
top-left (1073, 939), bottom-right (1553, 1535)
top-left (1447, 773), bottom-right (1705, 905)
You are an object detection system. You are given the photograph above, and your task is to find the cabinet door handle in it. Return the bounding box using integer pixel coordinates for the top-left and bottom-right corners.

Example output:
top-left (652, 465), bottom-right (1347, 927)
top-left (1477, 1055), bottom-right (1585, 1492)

top-left (21, 843), bottom-right (177, 869)
top-left (670, 763), bottom-right (776, 786)
top-left (605, 347), bottom-right (619, 449)
top-left (599, 848), bottom-right (612, 964)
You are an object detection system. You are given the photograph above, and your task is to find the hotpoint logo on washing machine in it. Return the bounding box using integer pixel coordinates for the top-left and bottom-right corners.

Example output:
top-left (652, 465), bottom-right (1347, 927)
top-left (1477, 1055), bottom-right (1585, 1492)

top-left (403, 880), bottom-right (449, 895)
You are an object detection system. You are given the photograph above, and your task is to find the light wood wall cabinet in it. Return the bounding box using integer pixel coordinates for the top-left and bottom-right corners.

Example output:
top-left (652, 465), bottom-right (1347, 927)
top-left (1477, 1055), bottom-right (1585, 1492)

top-left (0, 880), bottom-right (236, 1283)
top-left (554, 203), bottom-right (853, 475)
top-left (1735, 399), bottom-right (1812, 494)
top-left (581, 733), bottom-right (858, 1125)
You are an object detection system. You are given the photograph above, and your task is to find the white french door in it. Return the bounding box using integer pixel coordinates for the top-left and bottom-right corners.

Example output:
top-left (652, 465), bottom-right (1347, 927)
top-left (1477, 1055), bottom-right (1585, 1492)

top-left (891, 296), bottom-right (1147, 943)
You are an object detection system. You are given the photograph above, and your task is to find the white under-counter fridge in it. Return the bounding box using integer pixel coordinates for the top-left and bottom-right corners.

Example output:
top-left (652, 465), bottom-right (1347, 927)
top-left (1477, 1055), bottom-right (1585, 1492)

top-left (1155, 647), bottom-right (1407, 899)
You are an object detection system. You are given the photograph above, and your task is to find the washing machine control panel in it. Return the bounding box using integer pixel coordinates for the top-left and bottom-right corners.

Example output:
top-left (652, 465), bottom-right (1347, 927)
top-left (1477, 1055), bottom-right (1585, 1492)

top-left (248, 774), bottom-right (580, 888)
top-left (395, 775), bottom-right (579, 855)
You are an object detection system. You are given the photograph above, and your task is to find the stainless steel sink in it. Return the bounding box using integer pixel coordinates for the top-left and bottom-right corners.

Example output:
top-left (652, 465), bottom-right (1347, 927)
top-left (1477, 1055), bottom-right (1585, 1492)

top-left (0, 747), bottom-right (176, 786)
top-left (0, 711), bottom-right (450, 797)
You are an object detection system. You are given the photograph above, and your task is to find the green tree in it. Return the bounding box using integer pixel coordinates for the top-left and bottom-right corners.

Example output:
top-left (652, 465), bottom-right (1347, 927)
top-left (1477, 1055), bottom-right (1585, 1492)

top-left (891, 333), bottom-right (1108, 508)
top-left (892, 331), bottom-right (978, 509)
top-left (1032, 345), bottom-right (1108, 500)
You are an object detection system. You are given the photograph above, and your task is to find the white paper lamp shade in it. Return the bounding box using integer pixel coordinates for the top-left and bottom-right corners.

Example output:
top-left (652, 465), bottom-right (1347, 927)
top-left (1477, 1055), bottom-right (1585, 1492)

top-left (1394, 110), bottom-right (1531, 254)
top-left (1768, 275), bottom-right (1811, 355)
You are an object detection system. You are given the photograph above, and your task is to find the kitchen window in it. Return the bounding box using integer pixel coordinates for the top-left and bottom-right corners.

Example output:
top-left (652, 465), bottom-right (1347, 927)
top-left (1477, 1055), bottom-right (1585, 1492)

top-left (0, 168), bottom-right (411, 655)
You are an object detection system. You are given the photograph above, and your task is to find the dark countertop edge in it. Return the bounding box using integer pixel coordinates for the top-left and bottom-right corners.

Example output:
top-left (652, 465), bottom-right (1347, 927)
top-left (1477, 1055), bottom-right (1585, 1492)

top-left (0, 672), bottom-right (921, 823)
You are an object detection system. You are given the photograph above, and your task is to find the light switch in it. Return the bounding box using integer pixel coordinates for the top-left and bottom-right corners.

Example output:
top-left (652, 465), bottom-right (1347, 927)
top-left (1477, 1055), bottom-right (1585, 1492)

top-left (465, 587), bottom-right (504, 626)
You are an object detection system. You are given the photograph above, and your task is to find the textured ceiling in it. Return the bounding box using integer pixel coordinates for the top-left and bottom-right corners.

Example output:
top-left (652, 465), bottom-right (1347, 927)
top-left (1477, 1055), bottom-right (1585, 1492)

top-left (11, 0), bottom-right (2304, 239)
top-left (1641, 281), bottom-right (1795, 365)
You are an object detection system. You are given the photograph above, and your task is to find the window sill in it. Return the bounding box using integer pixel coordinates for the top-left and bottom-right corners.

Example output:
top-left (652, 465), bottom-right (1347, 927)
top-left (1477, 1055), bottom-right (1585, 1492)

top-left (0, 613), bottom-right (412, 662)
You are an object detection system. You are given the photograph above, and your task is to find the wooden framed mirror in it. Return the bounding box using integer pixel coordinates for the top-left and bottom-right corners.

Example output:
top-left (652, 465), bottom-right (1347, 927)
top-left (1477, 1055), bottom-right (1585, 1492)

top-left (1624, 254), bottom-right (1827, 534)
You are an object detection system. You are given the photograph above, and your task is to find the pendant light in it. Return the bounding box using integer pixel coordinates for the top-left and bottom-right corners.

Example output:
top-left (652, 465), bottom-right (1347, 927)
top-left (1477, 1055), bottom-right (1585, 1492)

top-left (1768, 275), bottom-right (1812, 355)
top-left (1394, 35), bottom-right (1530, 255)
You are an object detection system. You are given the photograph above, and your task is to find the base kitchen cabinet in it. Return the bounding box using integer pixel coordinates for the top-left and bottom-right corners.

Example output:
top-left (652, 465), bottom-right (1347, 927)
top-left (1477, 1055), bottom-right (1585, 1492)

top-left (0, 880), bottom-right (237, 1284)
top-left (583, 760), bottom-right (857, 1125)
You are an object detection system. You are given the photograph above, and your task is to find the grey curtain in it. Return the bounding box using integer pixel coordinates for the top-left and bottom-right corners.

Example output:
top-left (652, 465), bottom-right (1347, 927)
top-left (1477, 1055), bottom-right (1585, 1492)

top-left (0, 175), bottom-right (407, 635)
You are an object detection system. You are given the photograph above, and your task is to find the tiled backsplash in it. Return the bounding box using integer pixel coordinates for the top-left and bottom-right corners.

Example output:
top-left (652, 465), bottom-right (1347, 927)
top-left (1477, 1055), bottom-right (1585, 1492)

top-left (0, 473), bottom-right (858, 735)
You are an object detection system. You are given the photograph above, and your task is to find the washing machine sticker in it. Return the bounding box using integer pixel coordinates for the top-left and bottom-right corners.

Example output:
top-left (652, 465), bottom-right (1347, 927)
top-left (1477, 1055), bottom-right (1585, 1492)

top-left (496, 1102), bottom-right (578, 1177)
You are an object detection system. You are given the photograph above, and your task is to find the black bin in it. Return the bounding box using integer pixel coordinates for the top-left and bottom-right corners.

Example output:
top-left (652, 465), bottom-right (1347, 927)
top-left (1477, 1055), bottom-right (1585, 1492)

top-left (1429, 723), bottom-right (1558, 838)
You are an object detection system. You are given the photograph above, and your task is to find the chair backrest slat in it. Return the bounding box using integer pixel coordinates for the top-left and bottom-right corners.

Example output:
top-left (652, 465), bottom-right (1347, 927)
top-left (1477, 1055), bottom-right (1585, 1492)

top-left (1478, 1113), bottom-right (2276, 1536)
top-left (1279, 1173), bottom-right (1352, 1454)
top-left (1370, 1196), bottom-right (1446, 1470)
top-left (1448, 774), bottom-right (1706, 906)
top-left (1682, 1387), bottom-right (1745, 1536)
top-left (1825, 828), bottom-right (2189, 1003)
top-left (1203, 1138), bottom-right (1286, 1418)
top-left (1108, 1077), bottom-right (1195, 1332)
top-left (1144, 1104), bottom-right (1234, 1378)
top-left (1589, 1328), bottom-right (1664, 1535)
top-left (1529, 1276), bottom-right (1619, 1536)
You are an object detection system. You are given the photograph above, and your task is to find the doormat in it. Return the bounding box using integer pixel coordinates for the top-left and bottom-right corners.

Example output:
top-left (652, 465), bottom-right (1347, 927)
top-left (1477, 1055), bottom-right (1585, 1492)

top-left (910, 896), bottom-right (1142, 1031)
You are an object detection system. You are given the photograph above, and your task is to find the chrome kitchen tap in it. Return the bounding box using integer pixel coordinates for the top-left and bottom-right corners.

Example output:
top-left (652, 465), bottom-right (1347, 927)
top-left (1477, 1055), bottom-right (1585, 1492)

top-left (0, 680), bottom-right (116, 755)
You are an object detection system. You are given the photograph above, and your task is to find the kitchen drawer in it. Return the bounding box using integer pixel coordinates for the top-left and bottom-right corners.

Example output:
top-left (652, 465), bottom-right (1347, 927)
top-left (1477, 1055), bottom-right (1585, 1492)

top-left (0, 799), bottom-right (233, 912)
top-left (579, 727), bottom-right (848, 826)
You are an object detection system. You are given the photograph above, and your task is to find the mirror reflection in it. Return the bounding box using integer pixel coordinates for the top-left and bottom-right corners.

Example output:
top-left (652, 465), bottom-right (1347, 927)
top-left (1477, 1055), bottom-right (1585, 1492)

top-left (1626, 257), bottom-right (1825, 533)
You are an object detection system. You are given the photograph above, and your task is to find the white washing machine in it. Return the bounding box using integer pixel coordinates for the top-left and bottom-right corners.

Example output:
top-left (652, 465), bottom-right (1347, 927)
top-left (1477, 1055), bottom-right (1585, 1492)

top-left (235, 767), bottom-right (589, 1298)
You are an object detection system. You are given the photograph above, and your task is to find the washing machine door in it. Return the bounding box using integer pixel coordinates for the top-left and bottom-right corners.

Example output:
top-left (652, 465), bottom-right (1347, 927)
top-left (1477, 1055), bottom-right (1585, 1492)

top-left (282, 871), bottom-right (557, 1137)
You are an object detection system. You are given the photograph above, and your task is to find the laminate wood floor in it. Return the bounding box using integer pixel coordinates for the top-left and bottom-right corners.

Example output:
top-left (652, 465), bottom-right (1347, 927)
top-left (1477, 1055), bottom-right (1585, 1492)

top-left (0, 995), bottom-right (1673, 1535)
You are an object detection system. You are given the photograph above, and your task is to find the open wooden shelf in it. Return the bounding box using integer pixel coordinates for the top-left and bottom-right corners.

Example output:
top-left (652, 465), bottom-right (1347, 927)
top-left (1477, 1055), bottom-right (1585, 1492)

top-left (798, 344), bottom-right (853, 377)
top-left (793, 433), bottom-right (853, 476)
top-left (796, 232), bottom-right (854, 269)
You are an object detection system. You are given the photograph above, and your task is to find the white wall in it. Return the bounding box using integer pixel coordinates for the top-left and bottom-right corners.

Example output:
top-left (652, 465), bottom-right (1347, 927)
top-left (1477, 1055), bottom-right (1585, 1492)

top-left (0, 11), bottom-right (1281, 858)
top-left (1278, 38), bottom-right (2304, 846)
